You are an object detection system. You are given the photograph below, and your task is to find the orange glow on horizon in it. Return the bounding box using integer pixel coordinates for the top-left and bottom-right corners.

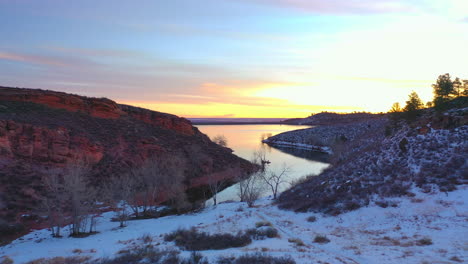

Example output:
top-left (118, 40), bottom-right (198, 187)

top-left (117, 100), bottom-right (365, 118)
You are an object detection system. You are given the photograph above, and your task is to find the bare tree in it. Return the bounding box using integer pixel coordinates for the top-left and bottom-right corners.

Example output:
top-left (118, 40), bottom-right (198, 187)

top-left (41, 173), bottom-right (67, 237)
top-left (63, 164), bottom-right (94, 236)
top-left (158, 155), bottom-right (188, 213)
top-left (212, 134), bottom-right (228, 147)
top-left (242, 172), bottom-right (264, 207)
top-left (127, 155), bottom-right (188, 216)
top-left (252, 148), bottom-right (270, 172)
top-left (207, 173), bottom-right (226, 206)
top-left (104, 173), bottom-right (134, 227)
top-left (262, 163), bottom-right (291, 199)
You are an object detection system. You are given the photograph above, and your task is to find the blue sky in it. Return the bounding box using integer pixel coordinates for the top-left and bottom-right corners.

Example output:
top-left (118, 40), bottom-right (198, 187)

top-left (1, 0), bottom-right (467, 117)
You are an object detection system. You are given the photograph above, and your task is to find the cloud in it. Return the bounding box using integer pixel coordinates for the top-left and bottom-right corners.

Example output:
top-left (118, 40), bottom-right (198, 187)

top-left (46, 47), bottom-right (144, 58)
top-left (0, 51), bottom-right (69, 67)
top-left (462, 16), bottom-right (468, 23)
top-left (243, 0), bottom-right (421, 14)
top-left (0, 51), bottom-right (101, 68)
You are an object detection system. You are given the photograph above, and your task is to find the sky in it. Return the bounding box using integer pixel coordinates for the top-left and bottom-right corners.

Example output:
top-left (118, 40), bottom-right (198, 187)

top-left (1, 0), bottom-right (467, 118)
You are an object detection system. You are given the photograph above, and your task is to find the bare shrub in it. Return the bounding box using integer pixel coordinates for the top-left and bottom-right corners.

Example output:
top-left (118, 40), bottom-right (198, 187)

top-left (0, 256), bottom-right (14, 264)
top-left (99, 247), bottom-right (180, 264)
top-left (212, 135), bottom-right (228, 147)
top-left (416, 237), bottom-right (433, 246)
top-left (288, 238), bottom-right (305, 247)
top-left (164, 227), bottom-right (251, 250)
top-left (246, 227), bottom-right (278, 240)
top-left (25, 256), bottom-right (91, 264)
top-left (306, 216), bottom-right (317, 222)
top-left (217, 253), bottom-right (296, 264)
top-left (313, 235), bottom-right (330, 244)
top-left (255, 221), bottom-right (272, 228)
top-left (240, 172), bottom-right (264, 207)
top-left (182, 252), bottom-right (209, 264)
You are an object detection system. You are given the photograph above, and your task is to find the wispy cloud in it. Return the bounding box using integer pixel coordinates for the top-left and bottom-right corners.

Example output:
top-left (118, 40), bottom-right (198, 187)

top-left (244, 0), bottom-right (420, 14)
top-left (0, 51), bottom-right (69, 67)
top-left (0, 51), bottom-right (101, 68)
top-left (46, 46), bottom-right (144, 58)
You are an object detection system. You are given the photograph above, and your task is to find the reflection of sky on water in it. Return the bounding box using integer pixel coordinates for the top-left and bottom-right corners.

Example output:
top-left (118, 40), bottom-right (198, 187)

top-left (196, 124), bottom-right (330, 205)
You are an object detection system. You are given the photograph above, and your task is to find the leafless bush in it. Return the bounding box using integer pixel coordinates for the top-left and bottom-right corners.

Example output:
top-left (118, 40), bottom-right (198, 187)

top-left (238, 172), bottom-right (264, 207)
top-left (313, 234), bottom-right (330, 244)
top-left (217, 253), bottom-right (296, 264)
top-left (25, 256), bottom-right (91, 264)
top-left (212, 134), bottom-right (228, 147)
top-left (164, 227), bottom-right (252, 250)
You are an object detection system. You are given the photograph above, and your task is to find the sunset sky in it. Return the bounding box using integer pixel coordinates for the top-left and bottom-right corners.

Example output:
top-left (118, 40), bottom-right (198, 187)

top-left (1, 0), bottom-right (467, 118)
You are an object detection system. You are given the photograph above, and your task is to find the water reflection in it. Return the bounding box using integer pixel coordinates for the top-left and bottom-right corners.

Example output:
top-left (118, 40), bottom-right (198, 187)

top-left (196, 124), bottom-right (329, 205)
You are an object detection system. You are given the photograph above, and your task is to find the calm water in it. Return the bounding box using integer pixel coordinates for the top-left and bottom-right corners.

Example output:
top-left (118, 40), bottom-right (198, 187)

top-left (196, 124), bottom-right (330, 204)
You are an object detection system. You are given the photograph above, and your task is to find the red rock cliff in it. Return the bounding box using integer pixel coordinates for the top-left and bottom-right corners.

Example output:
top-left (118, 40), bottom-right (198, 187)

top-left (0, 87), bottom-right (254, 228)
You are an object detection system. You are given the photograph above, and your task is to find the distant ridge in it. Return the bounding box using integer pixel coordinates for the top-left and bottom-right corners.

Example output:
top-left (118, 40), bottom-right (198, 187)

top-left (189, 118), bottom-right (288, 125)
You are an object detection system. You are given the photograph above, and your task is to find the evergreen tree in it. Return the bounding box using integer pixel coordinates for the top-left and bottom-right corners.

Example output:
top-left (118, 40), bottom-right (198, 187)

top-left (390, 102), bottom-right (402, 112)
top-left (404, 91), bottom-right (424, 112)
top-left (432, 73), bottom-right (454, 106)
top-left (453, 77), bottom-right (462, 97)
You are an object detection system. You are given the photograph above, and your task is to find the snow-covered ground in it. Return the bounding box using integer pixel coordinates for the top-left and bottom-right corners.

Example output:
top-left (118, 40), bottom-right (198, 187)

top-left (1, 185), bottom-right (467, 264)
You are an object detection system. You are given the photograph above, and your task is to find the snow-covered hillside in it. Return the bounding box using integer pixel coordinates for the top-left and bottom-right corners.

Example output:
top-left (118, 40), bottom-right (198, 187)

top-left (1, 186), bottom-right (467, 264)
top-left (276, 106), bottom-right (467, 215)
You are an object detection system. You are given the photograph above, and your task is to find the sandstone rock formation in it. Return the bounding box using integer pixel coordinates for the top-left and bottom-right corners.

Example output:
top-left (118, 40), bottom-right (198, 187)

top-left (0, 87), bottom-right (254, 231)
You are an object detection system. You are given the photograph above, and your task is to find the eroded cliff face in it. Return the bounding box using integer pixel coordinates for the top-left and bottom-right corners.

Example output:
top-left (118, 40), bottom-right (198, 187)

top-left (0, 87), bottom-right (254, 227)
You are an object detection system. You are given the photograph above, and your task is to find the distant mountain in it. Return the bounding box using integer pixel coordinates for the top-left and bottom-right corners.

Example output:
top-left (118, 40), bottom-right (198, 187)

top-left (0, 87), bottom-right (254, 237)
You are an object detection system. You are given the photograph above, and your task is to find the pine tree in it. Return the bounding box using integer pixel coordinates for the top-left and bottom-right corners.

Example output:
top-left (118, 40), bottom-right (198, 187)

top-left (404, 91), bottom-right (424, 112)
top-left (432, 73), bottom-right (454, 106)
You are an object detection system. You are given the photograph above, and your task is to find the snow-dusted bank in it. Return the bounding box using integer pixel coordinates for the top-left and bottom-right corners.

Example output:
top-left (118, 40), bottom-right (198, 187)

top-left (1, 186), bottom-right (467, 264)
top-left (262, 139), bottom-right (332, 154)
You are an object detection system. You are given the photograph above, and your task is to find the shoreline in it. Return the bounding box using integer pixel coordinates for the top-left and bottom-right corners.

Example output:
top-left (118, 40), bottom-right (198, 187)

top-left (262, 139), bottom-right (332, 154)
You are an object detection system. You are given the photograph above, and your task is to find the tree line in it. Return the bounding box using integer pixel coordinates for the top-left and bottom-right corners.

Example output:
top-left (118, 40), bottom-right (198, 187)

top-left (41, 156), bottom-right (188, 237)
top-left (390, 73), bottom-right (468, 118)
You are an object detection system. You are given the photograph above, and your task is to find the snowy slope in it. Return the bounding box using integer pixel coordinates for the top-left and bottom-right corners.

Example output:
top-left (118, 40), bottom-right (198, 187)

top-left (1, 186), bottom-right (467, 264)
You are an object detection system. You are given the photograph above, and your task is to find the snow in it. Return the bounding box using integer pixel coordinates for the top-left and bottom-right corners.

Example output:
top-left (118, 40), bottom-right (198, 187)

top-left (262, 139), bottom-right (332, 154)
top-left (1, 186), bottom-right (467, 264)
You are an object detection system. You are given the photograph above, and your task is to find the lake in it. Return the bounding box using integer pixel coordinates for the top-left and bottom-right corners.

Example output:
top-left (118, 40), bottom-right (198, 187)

top-left (196, 124), bottom-right (330, 205)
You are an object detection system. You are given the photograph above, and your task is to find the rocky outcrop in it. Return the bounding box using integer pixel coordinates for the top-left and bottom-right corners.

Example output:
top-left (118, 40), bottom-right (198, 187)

top-left (0, 87), bottom-right (254, 229)
top-left (0, 120), bottom-right (104, 163)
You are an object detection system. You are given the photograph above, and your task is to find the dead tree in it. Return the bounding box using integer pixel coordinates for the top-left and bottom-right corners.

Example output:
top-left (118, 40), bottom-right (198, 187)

top-left (261, 163), bottom-right (291, 199)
